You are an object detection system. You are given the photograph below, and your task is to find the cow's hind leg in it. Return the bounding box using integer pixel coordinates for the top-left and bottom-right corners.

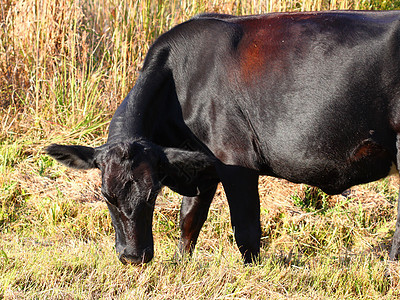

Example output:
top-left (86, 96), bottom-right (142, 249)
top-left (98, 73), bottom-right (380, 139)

top-left (390, 134), bottom-right (400, 260)
top-left (390, 188), bottom-right (400, 260)
top-left (178, 183), bottom-right (218, 256)
top-left (219, 166), bottom-right (261, 264)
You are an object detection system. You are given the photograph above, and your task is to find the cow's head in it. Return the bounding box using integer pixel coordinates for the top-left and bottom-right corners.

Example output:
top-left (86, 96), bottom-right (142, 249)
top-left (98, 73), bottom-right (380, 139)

top-left (45, 140), bottom-right (215, 264)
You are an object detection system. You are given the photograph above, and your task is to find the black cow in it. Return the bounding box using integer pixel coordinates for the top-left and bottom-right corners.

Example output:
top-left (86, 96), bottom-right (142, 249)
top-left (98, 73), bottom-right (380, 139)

top-left (46, 11), bottom-right (400, 264)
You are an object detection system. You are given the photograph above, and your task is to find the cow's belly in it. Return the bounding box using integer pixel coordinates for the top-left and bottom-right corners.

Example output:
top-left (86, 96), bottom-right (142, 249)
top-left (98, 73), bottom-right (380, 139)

top-left (264, 138), bottom-right (396, 195)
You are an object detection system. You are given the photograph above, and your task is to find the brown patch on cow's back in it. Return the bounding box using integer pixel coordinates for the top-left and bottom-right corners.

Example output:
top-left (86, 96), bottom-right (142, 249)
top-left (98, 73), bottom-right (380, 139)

top-left (239, 39), bottom-right (265, 80)
top-left (232, 12), bottom-right (337, 84)
top-left (234, 15), bottom-right (298, 84)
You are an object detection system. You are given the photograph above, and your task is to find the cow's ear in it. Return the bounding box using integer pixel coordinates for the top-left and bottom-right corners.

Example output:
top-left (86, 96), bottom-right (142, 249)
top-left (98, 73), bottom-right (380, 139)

top-left (162, 148), bottom-right (215, 175)
top-left (45, 144), bottom-right (97, 170)
top-left (159, 148), bottom-right (216, 194)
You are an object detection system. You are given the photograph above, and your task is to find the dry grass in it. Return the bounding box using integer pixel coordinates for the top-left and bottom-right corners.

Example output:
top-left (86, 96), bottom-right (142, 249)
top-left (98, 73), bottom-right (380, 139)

top-left (2, 0), bottom-right (400, 298)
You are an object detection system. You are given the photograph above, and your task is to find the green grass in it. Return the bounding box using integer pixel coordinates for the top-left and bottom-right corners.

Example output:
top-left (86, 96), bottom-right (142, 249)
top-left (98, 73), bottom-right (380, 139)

top-left (2, 0), bottom-right (400, 298)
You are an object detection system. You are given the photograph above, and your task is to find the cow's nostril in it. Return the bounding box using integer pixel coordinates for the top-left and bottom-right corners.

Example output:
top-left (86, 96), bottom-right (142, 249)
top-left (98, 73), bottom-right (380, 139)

top-left (119, 253), bottom-right (129, 265)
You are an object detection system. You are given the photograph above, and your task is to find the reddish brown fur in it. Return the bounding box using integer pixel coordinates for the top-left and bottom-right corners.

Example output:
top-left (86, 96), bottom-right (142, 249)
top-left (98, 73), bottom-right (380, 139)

top-left (351, 140), bottom-right (387, 162)
top-left (232, 12), bottom-right (329, 83)
top-left (234, 15), bottom-right (297, 83)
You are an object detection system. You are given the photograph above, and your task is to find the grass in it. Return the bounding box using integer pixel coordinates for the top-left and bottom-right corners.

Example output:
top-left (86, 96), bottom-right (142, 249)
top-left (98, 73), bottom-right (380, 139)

top-left (2, 0), bottom-right (400, 298)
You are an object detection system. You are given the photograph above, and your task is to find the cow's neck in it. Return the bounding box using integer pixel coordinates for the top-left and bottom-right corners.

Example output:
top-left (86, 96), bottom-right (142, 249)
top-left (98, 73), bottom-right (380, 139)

top-left (106, 72), bottom-right (202, 151)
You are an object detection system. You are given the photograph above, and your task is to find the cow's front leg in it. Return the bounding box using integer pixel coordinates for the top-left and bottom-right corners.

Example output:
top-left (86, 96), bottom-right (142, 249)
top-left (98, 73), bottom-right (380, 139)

top-left (178, 184), bottom-right (218, 256)
top-left (220, 166), bottom-right (261, 264)
top-left (390, 188), bottom-right (400, 260)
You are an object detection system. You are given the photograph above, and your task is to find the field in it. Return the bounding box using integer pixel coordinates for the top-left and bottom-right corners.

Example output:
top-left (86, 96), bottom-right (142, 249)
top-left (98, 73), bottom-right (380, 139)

top-left (3, 0), bottom-right (400, 298)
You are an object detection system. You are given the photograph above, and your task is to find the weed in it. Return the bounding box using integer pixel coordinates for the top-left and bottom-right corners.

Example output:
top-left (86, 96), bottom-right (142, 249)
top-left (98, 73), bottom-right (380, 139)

top-left (292, 186), bottom-right (330, 213)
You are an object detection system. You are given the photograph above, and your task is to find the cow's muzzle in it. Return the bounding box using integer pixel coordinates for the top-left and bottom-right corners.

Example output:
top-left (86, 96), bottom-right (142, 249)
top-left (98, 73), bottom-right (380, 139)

top-left (118, 248), bottom-right (154, 265)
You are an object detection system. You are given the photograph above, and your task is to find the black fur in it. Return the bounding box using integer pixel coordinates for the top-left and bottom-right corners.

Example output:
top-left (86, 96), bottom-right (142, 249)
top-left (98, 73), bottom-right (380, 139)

top-left (45, 144), bottom-right (96, 169)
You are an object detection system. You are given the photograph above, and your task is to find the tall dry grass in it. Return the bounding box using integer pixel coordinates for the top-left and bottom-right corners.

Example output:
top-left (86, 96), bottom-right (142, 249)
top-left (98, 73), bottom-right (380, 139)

top-left (2, 0), bottom-right (400, 298)
top-left (1, 0), bottom-right (396, 143)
